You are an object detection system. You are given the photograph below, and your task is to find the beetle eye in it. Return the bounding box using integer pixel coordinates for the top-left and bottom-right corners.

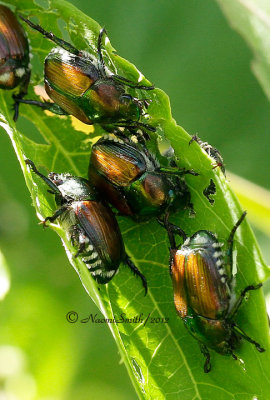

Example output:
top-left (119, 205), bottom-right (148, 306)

top-left (48, 172), bottom-right (56, 180)
top-left (120, 94), bottom-right (132, 104)
top-left (48, 173), bottom-right (63, 186)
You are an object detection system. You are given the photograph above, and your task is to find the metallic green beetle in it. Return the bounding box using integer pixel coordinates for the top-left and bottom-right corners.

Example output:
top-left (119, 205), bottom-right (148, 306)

top-left (25, 159), bottom-right (147, 292)
top-left (88, 135), bottom-right (198, 220)
top-left (165, 212), bottom-right (265, 372)
top-left (15, 17), bottom-right (154, 135)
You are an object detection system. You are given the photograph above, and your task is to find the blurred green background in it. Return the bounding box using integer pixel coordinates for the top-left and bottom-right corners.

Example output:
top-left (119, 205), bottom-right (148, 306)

top-left (0, 0), bottom-right (269, 399)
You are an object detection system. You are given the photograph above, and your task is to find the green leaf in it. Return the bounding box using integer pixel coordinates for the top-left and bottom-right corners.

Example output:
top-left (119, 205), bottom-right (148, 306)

top-left (216, 0), bottom-right (270, 101)
top-left (1, 0), bottom-right (270, 398)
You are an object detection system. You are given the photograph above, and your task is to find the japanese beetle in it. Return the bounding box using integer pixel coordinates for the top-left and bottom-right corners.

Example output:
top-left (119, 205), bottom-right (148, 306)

top-left (25, 159), bottom-right (147, 292)
top-left (189, 134), bottom-right (225, 175)
top-left (0, 5), bottom-right (31, 121)
top-left (165, 212), bottom-right (264, 372)
top-left (16, 17), bottom-right (154, 134)
top-left (88, 135), bottom-right (198, 220)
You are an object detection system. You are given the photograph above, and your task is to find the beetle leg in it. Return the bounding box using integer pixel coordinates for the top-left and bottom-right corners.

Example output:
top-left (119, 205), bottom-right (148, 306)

top-left (113, 120), bottom-right (156, 133)
top-left (111, 126), bottom-right (150, 144)
top-left (25, 159), bottom-right (61, 194)
top-left (12, 70), bottom-right (31, 122)
top-left (227, 211), bottom-right (247, 245)
top-left (189, 134), bottom-right (201, 146)
top-left (42, 207), bottom-right (67, 227)
top-left (97, 28), bottom-right (107, 77)
top-left (20, 16), bottom-right (81, 56)
top-left (14, 98), bottom-right (69, 116)
top-left (134, 121), bottom-right (156, 133)
top-left (158, 166), bottom-right (199, 176)
top-left (70, 227), bottom-right (78, 247)
top-left (227, 211), bottom-right (247, 269)
top-left (111, 74), bottom-right (154, 90)
top-left (157, 213), bottom-right (187, 248)
top-left (74, 242), bottom-right (86, 258)
top-left (134, 98), bottom-right (152, 111)
top-left (212, 161), bottom-right (226, 175)
top-left (125, 256), bottom-right (147, 295)
top-left (228, 284), bottom-right (262, 320)
top-left (123, 126), bottom-right (151, 144)
top-left (232, 323), bottom-right (265, 353)
top-left (199, 343), bottom-right (211, 373)
top-left (157, 216), bottom-right (176, 249)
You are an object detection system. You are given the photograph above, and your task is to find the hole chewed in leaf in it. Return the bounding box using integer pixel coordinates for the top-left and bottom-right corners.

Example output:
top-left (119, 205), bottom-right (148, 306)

top-left (203, 178), bottom-right (216, 205)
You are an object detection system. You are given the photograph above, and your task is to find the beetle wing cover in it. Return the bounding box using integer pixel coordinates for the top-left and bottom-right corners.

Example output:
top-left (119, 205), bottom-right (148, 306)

top-left (90, 139), bottom-right (146, 186)
top-left (184, 251), bottom-right (229, 319)
top-left (172, 249), bottom-right (229, 319)
top-left (171, 251), bottom-right (188, 318)
top-left (45, 81), bottom-right (92, 124)
top-left (45, 52), bottom-right (98, 97)
top-left (75, 200), bottom-right (124, 268)
top-left (0, 6), bottom-right (28, 60)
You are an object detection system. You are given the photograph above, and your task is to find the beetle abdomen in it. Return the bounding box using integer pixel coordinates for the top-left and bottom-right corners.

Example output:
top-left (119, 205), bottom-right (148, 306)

top-left (79, 232), bottom-right (114, 284)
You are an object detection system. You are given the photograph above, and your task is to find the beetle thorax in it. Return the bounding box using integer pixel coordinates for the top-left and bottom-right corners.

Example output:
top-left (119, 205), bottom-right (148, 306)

top-left (49, 174), bottom-right (95, 202)
top-left (91, 80), bottom-right (125, 111)
top-left (187, 230), bottom-right (219, 249)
